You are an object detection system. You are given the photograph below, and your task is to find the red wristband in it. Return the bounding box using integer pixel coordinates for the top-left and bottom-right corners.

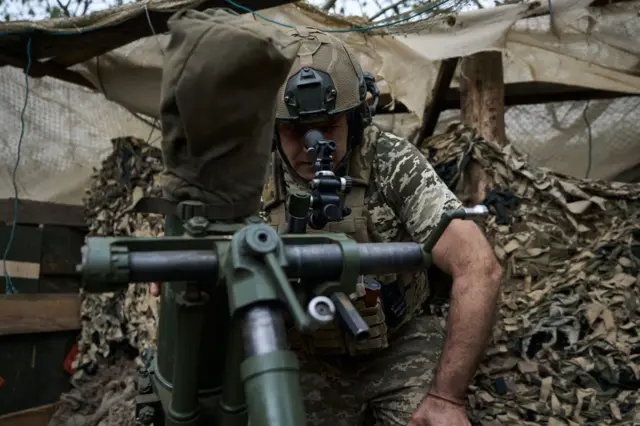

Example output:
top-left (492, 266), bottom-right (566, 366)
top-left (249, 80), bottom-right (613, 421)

top-left (427, 391), bottom-right (466, 407)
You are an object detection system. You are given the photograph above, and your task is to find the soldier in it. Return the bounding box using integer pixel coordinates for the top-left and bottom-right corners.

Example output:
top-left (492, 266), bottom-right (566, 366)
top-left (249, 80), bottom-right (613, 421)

top-left (153, 27), bottom-right (502, 426)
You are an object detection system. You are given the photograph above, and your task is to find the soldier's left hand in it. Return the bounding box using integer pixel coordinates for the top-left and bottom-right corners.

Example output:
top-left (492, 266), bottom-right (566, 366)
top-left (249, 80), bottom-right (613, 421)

top-left (408, 394), bottom-right (471, 426)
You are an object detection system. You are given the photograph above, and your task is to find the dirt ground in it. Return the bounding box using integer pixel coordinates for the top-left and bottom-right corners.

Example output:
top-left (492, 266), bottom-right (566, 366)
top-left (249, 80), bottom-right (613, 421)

top-left (49, 351), bottom-right (140, 426)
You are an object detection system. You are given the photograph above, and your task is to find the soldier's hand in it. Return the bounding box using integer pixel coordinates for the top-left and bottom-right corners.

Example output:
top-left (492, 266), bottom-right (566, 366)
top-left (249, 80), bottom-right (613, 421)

top-left (150, 232), bottom-right (164, 297)
top-left (408, 393), bottom-right (470, 426)
top-left (151, 282), bottom-right (161, 297)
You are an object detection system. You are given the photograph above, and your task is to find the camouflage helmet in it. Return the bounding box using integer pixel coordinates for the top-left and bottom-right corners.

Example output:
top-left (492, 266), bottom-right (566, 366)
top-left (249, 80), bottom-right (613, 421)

top-left (275, 26), bottom-right (378, 125)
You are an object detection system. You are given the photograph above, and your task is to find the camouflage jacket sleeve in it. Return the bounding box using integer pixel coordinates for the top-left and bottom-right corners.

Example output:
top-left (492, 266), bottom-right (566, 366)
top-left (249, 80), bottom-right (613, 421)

top-left (372, 131), bottom-right (463, 243)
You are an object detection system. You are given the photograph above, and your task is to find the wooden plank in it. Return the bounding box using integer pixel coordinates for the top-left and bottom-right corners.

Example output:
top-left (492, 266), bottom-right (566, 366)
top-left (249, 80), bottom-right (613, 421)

top-left (0, 294), bottom-right (81, 337)
top-left (0, 199), bottom-right (85, 228)
top-left (40, 226), bottom-right (86, 275)
top-left (0, 0), bottom-right (299, 66)
top-left (441, 82), bottom-right (638, 111)
top-left (416, 57), bottom-right (459, 146)
top-left (376, 82), bottom-right (638, 117)
top-left (0, 51), bottom-right (94, 90)
top-left (39, 276), bottom-right (81, 293)
top-left (0, 331), bottom-right (76, 416)
top-left (0, 224), bottom-right (42, 294)
top-left (0, 261), bottom-right (40, 280)
top-left (0, 403), bottom-right (58, 426)
top-left (590, 0), bottom-right (633, 7)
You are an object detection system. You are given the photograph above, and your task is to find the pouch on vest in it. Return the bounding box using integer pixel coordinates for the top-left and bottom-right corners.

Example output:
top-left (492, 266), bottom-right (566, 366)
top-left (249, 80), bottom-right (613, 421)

top-left (288, 278), bottom-right (390, 357)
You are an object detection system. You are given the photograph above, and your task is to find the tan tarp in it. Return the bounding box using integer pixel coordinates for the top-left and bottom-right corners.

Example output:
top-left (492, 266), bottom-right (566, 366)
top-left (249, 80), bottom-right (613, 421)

top-left (0, 0), bottom-right (639, 205)
top-left (71, 0), bottom-right (640, 120)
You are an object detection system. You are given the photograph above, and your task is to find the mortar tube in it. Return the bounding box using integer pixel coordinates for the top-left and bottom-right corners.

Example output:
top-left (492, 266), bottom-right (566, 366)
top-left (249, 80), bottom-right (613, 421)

top-left (217, 317), bottom-right (248, 426)
top-left (240, 304), bottom-right (307, 426)
top-left (166, 285), bottom-right (207, 426)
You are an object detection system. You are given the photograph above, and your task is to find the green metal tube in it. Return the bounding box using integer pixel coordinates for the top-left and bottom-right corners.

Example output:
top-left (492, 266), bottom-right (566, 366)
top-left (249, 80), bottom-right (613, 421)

top-left (157, 215), bottom-right (227, 393)
top-left (156, 215), bottom-right (187, 388)
top-left (240, 351), bottom-right (307, 426)
top-left (217, 318), bottom-right (248, 426)
top-left (167, 287), bottom-right (207, 425)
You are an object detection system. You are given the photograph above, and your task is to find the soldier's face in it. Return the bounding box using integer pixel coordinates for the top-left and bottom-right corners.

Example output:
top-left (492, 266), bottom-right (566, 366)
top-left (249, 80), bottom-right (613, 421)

top-left (277, 114), bottom-right (348, 181)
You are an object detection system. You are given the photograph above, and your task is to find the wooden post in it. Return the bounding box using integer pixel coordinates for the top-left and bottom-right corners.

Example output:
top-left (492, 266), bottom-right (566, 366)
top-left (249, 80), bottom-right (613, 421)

top-left (459, 51), bottom-right (506, 204)
top-left (460, 51), bottom-right (505, 144)
top-left (0, 294), bottom-right (81, 336)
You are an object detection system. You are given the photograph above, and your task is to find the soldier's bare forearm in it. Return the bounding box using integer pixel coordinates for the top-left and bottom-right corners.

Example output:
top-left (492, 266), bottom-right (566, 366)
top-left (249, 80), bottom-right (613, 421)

top-left (431, 271), bottom-right (501, 400)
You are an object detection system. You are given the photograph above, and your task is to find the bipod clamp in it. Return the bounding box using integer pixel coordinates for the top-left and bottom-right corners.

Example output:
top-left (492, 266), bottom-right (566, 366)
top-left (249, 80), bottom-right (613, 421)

top-left (226, 223), bottom-right (371, 342)
top-left (225, 223), bottom-right (339, 333)
top-left (303, 129), bottom-right (352, 230)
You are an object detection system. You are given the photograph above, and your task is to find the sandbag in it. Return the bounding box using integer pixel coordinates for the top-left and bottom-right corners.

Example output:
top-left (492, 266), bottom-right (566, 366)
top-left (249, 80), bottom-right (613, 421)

top-left (159, 8), bottom-right (300, 220)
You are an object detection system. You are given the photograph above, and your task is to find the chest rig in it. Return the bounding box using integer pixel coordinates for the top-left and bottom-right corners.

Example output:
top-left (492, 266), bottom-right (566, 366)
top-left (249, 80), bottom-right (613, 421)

top-left (263, 144), bottom-right (426, 357)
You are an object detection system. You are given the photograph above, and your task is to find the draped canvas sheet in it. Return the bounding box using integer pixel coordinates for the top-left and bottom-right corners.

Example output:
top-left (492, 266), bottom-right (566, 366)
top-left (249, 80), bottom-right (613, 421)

top-left (70, 0), bottom-right (640, 119)
top-left (1, 0), bottom-right (639, 205)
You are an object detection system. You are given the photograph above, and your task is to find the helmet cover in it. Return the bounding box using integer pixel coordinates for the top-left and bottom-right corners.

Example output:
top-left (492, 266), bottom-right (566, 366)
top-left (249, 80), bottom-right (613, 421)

top-left (275, 26), bottom-right (367, 124)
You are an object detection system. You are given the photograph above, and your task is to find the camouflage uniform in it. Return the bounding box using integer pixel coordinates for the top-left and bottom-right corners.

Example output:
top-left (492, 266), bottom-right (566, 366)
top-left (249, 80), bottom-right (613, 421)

top-left (265, 26), bottom-right (464, 425)
top-left (264, 124), bottom-right (463, 425)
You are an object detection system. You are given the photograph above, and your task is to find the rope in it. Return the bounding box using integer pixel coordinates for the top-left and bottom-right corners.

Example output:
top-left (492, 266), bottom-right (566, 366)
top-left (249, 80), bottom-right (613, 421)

top-left (3, 37), bottom-right (32, 294)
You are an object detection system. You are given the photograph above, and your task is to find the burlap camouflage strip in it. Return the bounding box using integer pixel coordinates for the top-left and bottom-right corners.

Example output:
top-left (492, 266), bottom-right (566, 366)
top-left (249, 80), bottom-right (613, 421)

top-left (56, 124), bottom-right (640, 425)
top-left (49, 351), bottom-right (140, 426)
top-left (72, 136), bottom-right (164, 379)
top-left (421, 123), bottom-right (640, 426)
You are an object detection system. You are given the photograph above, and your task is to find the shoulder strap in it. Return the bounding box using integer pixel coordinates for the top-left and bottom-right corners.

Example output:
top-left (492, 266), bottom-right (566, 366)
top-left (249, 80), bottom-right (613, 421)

top-left (263, 151), bottom-right (287, 211)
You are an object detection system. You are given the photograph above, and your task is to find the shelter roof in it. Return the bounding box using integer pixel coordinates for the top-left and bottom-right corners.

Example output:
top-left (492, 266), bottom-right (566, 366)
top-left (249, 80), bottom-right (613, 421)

top-left (0, 0), bottom-right (297, 81)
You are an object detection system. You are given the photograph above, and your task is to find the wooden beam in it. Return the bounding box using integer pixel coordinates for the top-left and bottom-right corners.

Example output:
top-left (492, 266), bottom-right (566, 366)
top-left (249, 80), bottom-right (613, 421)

top-left (0, 52), bottom-right (95, 90)
top-left (0, 0), bottom-right (298, 88)
top-left (0, 261), bottom-right (40, 280)
top-left (374, 82), bottom-right (637, 116)
top-left (0, 199), bottom-right (86, 228)
top-left (441, 82), bottom-right (638, 110)
top-left (416, 57), bottom-right (459, 146)
top-left (0, 0), bottom-right (299, 65)
top-left (0, 403), bottom-right (58, 426)
top-left (589, 0), bottom-right (633, 7)
top-left (459, 51), bottom-right (505, 204)
top-left (0, 294), bottom-right (81, 337)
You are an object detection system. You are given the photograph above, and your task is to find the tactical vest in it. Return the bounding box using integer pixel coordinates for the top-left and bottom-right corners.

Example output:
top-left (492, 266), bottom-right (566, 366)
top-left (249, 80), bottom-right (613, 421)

top-left (263, 144), bottom-right (429, 357)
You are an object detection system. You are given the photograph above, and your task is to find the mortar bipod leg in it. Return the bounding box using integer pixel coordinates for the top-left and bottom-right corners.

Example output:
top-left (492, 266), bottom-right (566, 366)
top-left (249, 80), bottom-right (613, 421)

top-left (166, 283), bottom-right (209, 426)
top-left (239, 303), bottom-right (307, 426)
top-left (217, 316), bottom-right (248, 426)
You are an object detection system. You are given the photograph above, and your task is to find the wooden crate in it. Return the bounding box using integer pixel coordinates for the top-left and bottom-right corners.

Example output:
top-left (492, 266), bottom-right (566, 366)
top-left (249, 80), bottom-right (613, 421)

top-left (0, 198), bottom-right (87, 416)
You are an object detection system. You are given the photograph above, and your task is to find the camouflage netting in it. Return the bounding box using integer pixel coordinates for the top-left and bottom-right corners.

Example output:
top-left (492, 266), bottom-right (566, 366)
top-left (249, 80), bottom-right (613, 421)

top-left (422, 124), bottom-right (640, 426)
top-left (49, 352), bottom-right (139, 426)
top-left (51, 137), bottom-right (166, 425)
top-left (74, 136), bottom-right (165, 376)
top-left (55, 126), bottom-right (640, 425)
